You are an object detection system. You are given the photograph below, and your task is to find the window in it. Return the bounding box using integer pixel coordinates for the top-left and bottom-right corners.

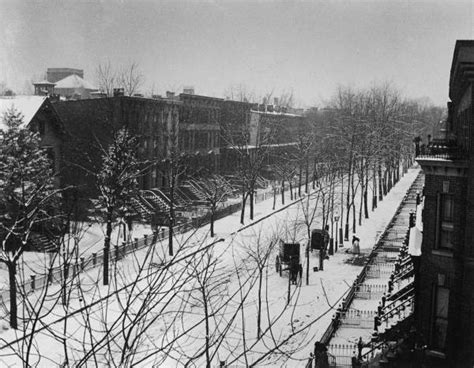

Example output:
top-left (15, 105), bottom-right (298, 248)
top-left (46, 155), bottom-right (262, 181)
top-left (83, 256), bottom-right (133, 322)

top-left (431, 286), bottom-right (449, 351)
top-left (38, 121), bottom-right (45, 135)
top-left (195, 131), bottom-right (208, 149)
top-left (45, 147), bottom-right (56, 173)
top-left (441, 194), bottom-right (453, 221)
top-left (436, 194), bottom-right (454, 250)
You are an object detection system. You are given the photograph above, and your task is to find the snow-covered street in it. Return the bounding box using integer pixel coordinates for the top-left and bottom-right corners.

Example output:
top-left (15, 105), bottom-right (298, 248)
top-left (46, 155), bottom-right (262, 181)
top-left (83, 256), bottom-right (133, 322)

top-left (0, 166), bottom-right (420, 367)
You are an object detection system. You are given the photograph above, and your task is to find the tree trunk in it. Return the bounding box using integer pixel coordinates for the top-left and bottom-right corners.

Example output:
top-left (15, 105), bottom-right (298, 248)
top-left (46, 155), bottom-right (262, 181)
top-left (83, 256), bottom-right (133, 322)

top-left (364, 164), bottom-right (369, 218)
top-left (340, 169), bottom-right (344, 242)
top-left (273, 187), bottom-right (276, 210)
top-left (281, 180), bottom-right (285, 205)
top-left (298, 164), bottom-right (302, 197)
top-left (351, 174), bottom-right (357, 235)
top-left (240, 191), bottom-right (247, 225)
top-left (103, 210), bottom-right (113, 285)
top-left (203, 289), bottom-right (211, 368)
top-left (372, 163), bottom-right (377, 211)
top-left (249, 190), bottom-right (254, 220)
top-left (358, 159), bottom-right (364, 226)
top-left (387, 168), bottom-right (392, 192)
top-left (306, 241), bottom-right (310, 285)
top-left (378, 164), bottom-right (383, 201)
top-left (345, 158), bottom-right (353, 241)
top-left (312, 159), bottom-right (317, 189)
top-left (210, 206), bottom-right (215, 237)
top-left (8, 261), bottom-right (17, 329)
top-left (305, 159), bottom-right (309, 193)
top-left (257, 269), bottom-right (263, 339)
top-left (364, 187), bottom-right (369, 219)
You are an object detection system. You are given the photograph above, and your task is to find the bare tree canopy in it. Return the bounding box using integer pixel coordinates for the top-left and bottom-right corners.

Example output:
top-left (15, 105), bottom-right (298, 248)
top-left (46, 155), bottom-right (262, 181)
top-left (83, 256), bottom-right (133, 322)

top-left (96, 61), bottom-right (144, 96)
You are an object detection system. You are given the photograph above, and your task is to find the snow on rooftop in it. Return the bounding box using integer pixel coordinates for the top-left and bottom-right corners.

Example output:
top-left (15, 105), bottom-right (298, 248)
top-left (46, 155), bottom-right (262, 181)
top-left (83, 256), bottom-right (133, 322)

top-left (54, 74), bottom-right (97, 90)
top-left (33, 80), bottom-right (56, 85)
top-left (0, 96), bottom-right (47, 130)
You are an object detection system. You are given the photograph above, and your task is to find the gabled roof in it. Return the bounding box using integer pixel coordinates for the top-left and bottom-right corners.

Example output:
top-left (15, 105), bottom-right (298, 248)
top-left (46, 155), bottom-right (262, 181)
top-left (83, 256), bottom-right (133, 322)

top-left (0, 96), bottom-right (47, 130)
top-left (55, 74), bottom-right (97, 90)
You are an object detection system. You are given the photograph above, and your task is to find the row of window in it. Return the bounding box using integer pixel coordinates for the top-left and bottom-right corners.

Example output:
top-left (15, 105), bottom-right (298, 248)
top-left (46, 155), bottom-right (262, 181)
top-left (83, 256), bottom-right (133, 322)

top-left (179, 131), bottom-right (220, 151)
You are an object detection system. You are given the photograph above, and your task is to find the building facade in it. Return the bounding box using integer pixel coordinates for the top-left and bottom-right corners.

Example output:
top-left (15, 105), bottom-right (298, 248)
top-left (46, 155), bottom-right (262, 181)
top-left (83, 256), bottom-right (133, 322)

top-left (416, 40), bottom-right (474, 367)
top-left (53, 96), bottom-right (180, 193)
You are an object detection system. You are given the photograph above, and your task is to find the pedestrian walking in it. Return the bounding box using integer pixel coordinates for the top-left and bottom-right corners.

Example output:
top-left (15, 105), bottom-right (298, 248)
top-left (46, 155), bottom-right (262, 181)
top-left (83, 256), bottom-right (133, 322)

top-left (351, 351), bottom-right (359, 368)
top-left (276, 255), bottom-right (280, 273)
top-left (352, 235), bottom-right (360, 255)
top-left (357, 337), bottom-right (363, 360)
top-left (298, 263), bottom-right (303, 282)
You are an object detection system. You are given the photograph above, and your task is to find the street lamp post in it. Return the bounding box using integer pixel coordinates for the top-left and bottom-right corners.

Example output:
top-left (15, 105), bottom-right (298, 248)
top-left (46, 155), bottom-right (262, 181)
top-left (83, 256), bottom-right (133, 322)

top-left (334, 214), bottom-right (340, 253)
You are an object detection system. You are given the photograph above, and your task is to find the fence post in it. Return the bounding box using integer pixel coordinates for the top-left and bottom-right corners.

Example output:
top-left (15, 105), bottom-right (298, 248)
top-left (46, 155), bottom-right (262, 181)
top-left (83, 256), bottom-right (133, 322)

top-left (134, 237), bottom-right (138, 249)
top-left (48, 268), bottom-right (53, 284)
top-left (115, 245), bottom-right (119, 261)
top-left (30, 275), bottom-right (36, 291)
top-left (144, 234), bottom-right (148, 246)
top-left (80, 257), bottom-right (85, 271)
top-left (92, 253), bottom-right (97, 266)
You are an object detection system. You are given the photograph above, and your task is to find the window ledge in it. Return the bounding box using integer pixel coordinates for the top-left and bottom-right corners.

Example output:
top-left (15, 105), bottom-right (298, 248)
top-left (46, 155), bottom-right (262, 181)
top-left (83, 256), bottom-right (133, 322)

top-left (426, 350), bottom-right (446, 359)
top-left (432, 249), bottom-right (454, 258)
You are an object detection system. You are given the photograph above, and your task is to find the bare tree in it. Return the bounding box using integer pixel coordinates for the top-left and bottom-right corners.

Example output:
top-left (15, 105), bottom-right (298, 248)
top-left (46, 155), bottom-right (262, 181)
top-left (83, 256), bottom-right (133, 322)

top-left (119, 62), bottom-right (143, 96)
top-left (188, 175), bottom-right (233, 237)
top-left (96, 60), bottom-right (117, 96)
top-left (96, 61), bottom-right (143, 96)
top-left (241, 231), bottom-right (279, 339)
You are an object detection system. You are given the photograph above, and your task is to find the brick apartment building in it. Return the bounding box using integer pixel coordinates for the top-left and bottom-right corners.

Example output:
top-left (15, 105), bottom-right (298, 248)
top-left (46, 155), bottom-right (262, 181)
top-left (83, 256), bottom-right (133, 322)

top-left (49, 88), bottom-right (307, 202)
top-left (177, 92), bottom-right (222, 174)
top-left (416, 40), bottom-right (474, 367)
top-left (53, 95), bottom-right (180, 194)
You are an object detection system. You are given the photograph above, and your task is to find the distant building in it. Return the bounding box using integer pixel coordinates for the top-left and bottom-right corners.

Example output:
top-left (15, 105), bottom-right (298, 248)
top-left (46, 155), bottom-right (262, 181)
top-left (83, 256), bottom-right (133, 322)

top-left (248, 108), bottom-right (305, 147)
top-left (47, 68), bottom-right (83, 83)
top-left (416, 40), bottom-right (474, 367)
top-left (54, 74), bottom-right (98, 100)
top-left (33, 80), bottom-right (56, 96)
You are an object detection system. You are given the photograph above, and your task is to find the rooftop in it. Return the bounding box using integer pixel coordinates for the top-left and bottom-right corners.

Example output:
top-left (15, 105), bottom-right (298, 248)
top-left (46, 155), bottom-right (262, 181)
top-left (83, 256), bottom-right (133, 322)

top-left (54, 74), bottom-right (97, 90)
top-left (34, 80), bottom-right (56, 86)
top-left (0, 96), bottom-right (47, 130)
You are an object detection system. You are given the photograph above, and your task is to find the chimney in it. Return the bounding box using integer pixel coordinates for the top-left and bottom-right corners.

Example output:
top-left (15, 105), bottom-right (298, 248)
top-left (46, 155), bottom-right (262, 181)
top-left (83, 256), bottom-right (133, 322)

top-left (113, 88), bottom-right (124, 97)
top-left (274, 97), bottom-right (279, 106)
top-left (183, 86), bottom-right (195, 95)
top-left (166, 91), bottom-right (175, 99)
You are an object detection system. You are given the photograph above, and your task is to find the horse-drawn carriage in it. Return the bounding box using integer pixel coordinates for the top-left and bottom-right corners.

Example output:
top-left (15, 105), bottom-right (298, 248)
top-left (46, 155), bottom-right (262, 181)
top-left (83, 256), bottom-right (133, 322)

top-left (276, 240), bottom-right (300, 283)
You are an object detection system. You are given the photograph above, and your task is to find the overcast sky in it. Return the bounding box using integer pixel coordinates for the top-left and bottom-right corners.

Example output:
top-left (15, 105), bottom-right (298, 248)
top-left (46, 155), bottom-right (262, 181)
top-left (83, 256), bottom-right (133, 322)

top-left (0, 0), bottom-right (472, 107)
